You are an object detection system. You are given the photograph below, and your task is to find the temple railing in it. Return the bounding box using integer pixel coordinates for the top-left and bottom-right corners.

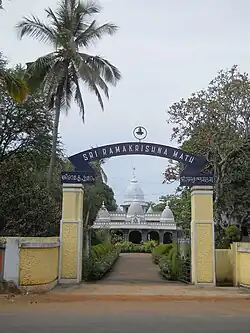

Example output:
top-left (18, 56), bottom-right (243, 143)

top-left (93, 221), bottom-right (178, 230)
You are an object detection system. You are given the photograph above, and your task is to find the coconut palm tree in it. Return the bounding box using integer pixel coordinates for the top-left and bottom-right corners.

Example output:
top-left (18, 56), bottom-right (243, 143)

top-left (91, 159), bottom-right (107, 183)
top-left (0, 10), bottom-right (28, 103)
top-left (16, 0), bottom-right (121, 188)
top-left (0, 69), bottom-right (28, 102)
top-left (0, 27), bottom-right (27, 103)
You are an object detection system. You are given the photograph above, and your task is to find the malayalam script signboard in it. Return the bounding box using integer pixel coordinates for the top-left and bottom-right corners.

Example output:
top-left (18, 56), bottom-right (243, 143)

top-left (61, 171), bottom-right (95, 184)
top-left (180, 173), bottom-right (214, 187)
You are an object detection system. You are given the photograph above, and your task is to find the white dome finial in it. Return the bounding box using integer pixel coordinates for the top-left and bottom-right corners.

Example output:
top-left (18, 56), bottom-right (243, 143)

top-left (160, 201), bottom-right (175, 223)
top-left (124, 169), bottom-right (145, 204)
top-left (96, 201), bottom-right (110, 221)
top-left (131, 166), bottom-right (136, 182)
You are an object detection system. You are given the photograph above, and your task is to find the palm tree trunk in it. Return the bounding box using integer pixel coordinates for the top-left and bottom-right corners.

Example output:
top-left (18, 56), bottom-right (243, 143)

top-left (47, 101), bottom-right (61, 189)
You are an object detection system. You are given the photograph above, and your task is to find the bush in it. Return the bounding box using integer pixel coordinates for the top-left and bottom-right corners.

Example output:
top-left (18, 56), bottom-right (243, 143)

top-left (152, 243), bottom-right (174, 264)
top-left (226, 225), bottom-right (241, 242)
top-left (151, 243), bottom-right (182, 281)
top-left (91, 228), bottom-right (110, 246)
top-left (177, 255), bottom-right (191, 283)
top-left (216, 225), bottom-right (241, 249)
top-left (117, 241), bottom-right (157, 253)
top-left (110, 230), bottom-right (123, 244)
top-left (158, 256), bottom-right (172, 280)
top-left (82, 242), bottom-right (120, 281)
top-left (143, 240), bottom-right (158, 252)
top-left (158, 244), bottom-right (179, 280)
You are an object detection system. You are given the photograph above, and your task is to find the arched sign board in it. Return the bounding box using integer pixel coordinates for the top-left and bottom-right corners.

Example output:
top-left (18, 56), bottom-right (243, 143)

top-left (61, 141), bottom-right (214, 186)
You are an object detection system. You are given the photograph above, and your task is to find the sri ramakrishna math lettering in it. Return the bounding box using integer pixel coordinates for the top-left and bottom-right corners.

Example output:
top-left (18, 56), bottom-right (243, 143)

top-left (68, 141), bottom-right (210, 180)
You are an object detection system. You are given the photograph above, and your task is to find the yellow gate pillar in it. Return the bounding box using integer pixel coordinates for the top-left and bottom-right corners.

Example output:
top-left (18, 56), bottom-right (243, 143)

top-left (191, 186), bottom-right (215, 285)
top-left (59, 183), bottom-right (84, 284)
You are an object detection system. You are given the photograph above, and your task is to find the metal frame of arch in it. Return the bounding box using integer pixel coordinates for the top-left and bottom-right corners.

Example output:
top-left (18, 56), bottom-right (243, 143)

top-left (67, 141), bottom-right (214, 186)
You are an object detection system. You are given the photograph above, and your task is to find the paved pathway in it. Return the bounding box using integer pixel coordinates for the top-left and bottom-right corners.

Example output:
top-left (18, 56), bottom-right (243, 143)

top-left (44, 253), bottom-right (250, 302)
top-left (100, 253), bottom-right (166, 284)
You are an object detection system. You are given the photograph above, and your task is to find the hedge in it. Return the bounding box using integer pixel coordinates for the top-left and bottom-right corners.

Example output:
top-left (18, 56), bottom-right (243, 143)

top-left (154, 244), bottom-right (191, 282)
top-left (117, 241), bottom-right (157, 253)
top-left (158, 245), bottom-right (179, 280)
top-left (151, 243), bottom-right (174, 264)
top-left (82, 242), bottom-right (120, 281)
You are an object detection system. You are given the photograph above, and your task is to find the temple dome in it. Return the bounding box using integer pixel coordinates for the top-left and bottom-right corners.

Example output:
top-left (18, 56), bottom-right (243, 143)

top-left (160, 202), bottom-right (175, 222)
top-left (124, 174), bottom-right (145, 204)
top-left (127, 201), bottom-right (144, 218)
top-left (97, 202), bottom-right (110, 221)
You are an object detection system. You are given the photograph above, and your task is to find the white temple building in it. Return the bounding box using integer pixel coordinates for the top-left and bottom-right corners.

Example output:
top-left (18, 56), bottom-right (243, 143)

top-left (93, 173), bottom-right (179, 244)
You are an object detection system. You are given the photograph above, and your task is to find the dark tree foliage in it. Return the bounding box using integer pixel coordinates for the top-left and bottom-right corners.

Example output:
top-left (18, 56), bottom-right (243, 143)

top-left (0, 59), bottom-right (61, 236)
top-left (165, 66), bottom-right (250, 236)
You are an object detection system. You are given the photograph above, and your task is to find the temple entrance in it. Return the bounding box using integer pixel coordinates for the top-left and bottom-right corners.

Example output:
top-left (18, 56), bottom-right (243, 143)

top-left (59, 133), bottom-right (215, 286)
top-left (129, 230), bottom-right (142, 244)
top-left (163, 232), bottom-right (172, 244)
top-left (147, 231), bottom-right (159, 242)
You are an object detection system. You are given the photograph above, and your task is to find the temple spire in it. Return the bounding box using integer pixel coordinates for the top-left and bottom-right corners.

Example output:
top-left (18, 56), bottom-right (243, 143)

top-left (131, 166), bottom-right (137, 182)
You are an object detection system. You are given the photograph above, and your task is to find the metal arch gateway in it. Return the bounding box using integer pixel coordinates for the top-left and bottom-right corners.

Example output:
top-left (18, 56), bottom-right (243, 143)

top-left (63, 141), bottom-right (214, 186)
top-left (69, 141), bottom-right (206, 172)
top-left (59, 129), bottom-right (216, 286)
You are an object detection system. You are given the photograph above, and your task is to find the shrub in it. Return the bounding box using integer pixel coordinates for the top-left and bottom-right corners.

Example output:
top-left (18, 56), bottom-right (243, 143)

top-left (177, 255), bottom-right (191, 283)
top-left (110, 230), bottom-right (123, 244)
top-left (143, 240), bottom-right (157, 252)
top-left (117, 241), bottom-right (157, 253)
top-left (158, 256), bottom-right (172, 280)
top-left (226, 225), bottom-right (241, 242)
top-left (82, 242), bottom-right (120, 281)
top-left (158, 244), bottom-right (179, 280)
top-left (91, 228), bottom-right (110, 246)
top-left (152, 243), bottom-right (174, 264)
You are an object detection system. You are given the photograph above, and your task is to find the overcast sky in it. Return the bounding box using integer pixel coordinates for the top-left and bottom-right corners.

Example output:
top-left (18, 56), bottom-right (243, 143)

top-left (1, 0), bottom-right (250, 205)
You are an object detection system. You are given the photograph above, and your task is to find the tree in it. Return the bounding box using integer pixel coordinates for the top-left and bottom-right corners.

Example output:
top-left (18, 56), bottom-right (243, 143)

top-left (16, 0), bottom-right (121, 189)
top-left (83, 162), bottom-right (117, 228)
top-left (165, 66), bottom-right (250, 230)
top-left (82, 161), bottom-right (117, 255)
top-left (0, 53), bottom-right (28, 103)
top-left (152, 196), bottom-right (168, 212)
top-left (152, 192), bottom-right (191, 230)
top-left (0, 64), bottom-right (62, 236)
top-left (0, 70), bottom-right (54, 164)
top-left (0, 159), bottom-right (60, 236)
top-left (91, 159), bottom-right (108, 184)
